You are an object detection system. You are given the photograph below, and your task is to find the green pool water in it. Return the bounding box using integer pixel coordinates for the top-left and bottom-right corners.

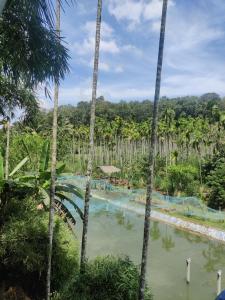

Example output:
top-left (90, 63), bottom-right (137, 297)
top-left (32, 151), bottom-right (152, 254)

top-left (73, 197), bottom-right (225, 300)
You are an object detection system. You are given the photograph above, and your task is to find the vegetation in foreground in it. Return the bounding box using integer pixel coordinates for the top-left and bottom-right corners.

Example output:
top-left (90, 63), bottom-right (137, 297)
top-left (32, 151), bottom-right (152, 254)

top-left (0, 180), bottom-right (152, 299)
top-left (54, 256), bottom-right (152, 300)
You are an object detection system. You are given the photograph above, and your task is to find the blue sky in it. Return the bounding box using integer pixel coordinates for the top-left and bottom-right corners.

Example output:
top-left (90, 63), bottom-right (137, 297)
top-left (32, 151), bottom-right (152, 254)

top-left (41, 0), bottom-right (225, 106)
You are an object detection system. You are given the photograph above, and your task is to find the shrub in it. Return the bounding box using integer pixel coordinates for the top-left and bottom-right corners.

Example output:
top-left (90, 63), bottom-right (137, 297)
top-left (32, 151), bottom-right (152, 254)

top-left (206, 164), bottom-right (225, 209)
top-left (0, 196), bottom-right (78, 299)
top-left (202, 148), bottom-right (225, 209)
top-left (61, 256), bottom-right (153, 300)
top-left (165, 164), bottom-right (199, 196)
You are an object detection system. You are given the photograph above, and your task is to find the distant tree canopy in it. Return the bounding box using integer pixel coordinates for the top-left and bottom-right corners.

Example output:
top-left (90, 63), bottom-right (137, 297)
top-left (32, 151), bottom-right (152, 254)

top-left (27, 93), bottom-right (224, 129)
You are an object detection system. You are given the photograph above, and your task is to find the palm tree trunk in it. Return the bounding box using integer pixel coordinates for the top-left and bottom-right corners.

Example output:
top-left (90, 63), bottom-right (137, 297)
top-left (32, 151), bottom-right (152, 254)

top-left (80, 0), bottom-right (102, 271)
top-left (138, 1), bottom-right (168, 299)
top-left (46, 1), bottom-right (60, 299)
top-left (5, 118), bottom-right (10, 180)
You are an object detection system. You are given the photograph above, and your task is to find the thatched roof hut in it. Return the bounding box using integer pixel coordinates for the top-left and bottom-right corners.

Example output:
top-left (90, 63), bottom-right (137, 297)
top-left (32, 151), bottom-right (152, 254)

top-left (99, 165), bottom-right (121, 176)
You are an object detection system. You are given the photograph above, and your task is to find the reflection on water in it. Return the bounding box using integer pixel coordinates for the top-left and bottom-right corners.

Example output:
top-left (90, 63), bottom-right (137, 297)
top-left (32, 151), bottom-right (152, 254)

top-left (93, 208), bottom-right (135, 231)
top-left (162, 230), bottom-right (175, 252)
top-left (203, 243), bottom-right (225, 272)
top-left (73, 197), bottom-right (225, 300)
top-left (174, 228), bottom-right (204, 244)
top-left (150, 222), bottom-right (161, 241)
top-left (114, 210), bottom-right (134, 230)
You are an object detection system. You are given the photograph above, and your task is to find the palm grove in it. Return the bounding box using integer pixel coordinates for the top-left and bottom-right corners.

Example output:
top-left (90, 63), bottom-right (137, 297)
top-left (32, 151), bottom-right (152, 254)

top-left (1, 0), bottom-right (224, 300)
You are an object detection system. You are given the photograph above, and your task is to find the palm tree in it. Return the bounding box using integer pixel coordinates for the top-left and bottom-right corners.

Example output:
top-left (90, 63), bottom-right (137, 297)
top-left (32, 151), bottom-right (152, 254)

top-left (1, 0), bottom-right (69, 87)
top-left (80, 0), bottom-right (102, 271)
top-left (46, 1), bottom-right (60, 299)
top-left (138, 1), bottom-right (168, 299)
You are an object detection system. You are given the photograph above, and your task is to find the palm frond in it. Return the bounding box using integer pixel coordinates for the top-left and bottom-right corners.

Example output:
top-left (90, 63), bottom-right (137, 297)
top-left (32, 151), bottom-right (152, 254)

top-left (54, 197), bottom-right (77, 226)
top-left (56, 183), bottom-right (85, 199)
top-left (55, 191), bottom-right (84, 220)
top-left (0, 0), bottom-right (70, 87)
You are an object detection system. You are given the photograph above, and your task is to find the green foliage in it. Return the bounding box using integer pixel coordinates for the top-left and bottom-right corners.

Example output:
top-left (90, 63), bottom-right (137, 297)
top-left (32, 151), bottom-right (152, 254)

top-left (39, 140), bottom-right (50, 173)
top-left (124, 155), bottom-right (149, 187)
top-left (10, 140), bottom-right (85, 224)
top-left (0, 196), bottom-right (78, 299)
top-left (0, 151), bottom-right (4, 181)
top-left (8, 156), bottom-right (29, 177)
top-left (61, 256), bottom-right (153, 300)
top-left (164, 164), bottom-right (199, 196)
top-left (202, 148), bottom-right (225, 209)
top-left (0, 0), bottom-right (69, 86)
top-left (8, 131), bottom-right (45, 172)
top-left (206, 163), bottom-right (225, 209)
top-left (0, 75), bottom-right (38, 119)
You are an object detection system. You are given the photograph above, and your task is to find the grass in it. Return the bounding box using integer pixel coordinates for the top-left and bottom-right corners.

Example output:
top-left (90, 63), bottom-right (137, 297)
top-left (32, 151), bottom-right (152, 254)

top-left (155, 208), bottom-right (225, 231)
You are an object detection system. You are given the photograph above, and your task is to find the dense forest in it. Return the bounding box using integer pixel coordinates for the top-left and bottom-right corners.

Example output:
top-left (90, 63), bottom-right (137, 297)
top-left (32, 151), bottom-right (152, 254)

top-left (5, 92), bottom-right (225, 211)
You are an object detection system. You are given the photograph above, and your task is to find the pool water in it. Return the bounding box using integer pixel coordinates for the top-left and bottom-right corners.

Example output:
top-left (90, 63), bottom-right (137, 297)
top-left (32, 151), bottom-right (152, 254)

top-left (67, 186), bottom-right (225, 300)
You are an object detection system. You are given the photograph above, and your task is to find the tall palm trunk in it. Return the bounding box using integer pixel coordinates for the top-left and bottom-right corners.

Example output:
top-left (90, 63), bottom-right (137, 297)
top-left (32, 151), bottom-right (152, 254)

top-left (46, 1), bottom-right (60, 299)
top-left (80, 0), bottom-right (102, 271)
top-left (138, 1), bottom-right (168, 299)
top-left (5, 118), bottom-right (10, 180)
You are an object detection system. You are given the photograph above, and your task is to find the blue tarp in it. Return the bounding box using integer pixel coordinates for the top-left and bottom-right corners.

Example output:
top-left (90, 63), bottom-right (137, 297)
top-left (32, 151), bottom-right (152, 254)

top-left (216, 291), bottom-right (225, 300)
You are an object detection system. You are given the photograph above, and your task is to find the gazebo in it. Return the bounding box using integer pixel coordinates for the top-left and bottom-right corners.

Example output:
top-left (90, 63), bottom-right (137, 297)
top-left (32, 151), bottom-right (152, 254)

top-left (99, 165), bottom-right (121, 176)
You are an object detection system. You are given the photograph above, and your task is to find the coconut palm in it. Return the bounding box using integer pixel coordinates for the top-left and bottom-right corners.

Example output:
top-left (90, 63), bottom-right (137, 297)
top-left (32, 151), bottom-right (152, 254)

top-left (46, 1), bottom-right (60, 299)
top-left (0, 0), bottom-right (70, 87)
top-left (138, 1), bottom-right (168, 299)
top-left (80, 0), bottom-right (102, 271)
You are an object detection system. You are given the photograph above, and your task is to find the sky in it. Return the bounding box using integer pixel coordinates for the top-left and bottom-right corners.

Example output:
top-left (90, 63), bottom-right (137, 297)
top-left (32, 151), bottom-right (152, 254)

top-left (41, 0), bottom-right (225, 107)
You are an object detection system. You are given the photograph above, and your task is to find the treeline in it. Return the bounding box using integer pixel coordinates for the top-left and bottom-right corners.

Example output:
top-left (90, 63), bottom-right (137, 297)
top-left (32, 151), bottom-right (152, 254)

top-left (17, 92), bottom-right (224, 171)
top-left (29, 93), bottom-right (224, 129)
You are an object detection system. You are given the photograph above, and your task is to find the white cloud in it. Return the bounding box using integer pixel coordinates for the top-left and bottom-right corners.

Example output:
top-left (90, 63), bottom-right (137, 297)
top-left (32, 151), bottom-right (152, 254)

top-left (108, 0), bottom-right (143, 24)
top-left (115, 65), bottom-right (124, 73)
top-left (107, 0), bottom-right (175, 31)
top-left (143, 0), bottom-right (163, 21)
top-left (84, 21), bottom-right (114, 39)
top-left (99, 62), bottom-right (110, 71)
top-left (70, 20), bottom-right (120, 55)
top-left (162, 74), bottom-right (225, 97)
top-left (101, 39), bottom-right (120, 53)
top-left (122, 44), bottom-right (143, 56)
top-left (151, 20), bottom-right (161, 32)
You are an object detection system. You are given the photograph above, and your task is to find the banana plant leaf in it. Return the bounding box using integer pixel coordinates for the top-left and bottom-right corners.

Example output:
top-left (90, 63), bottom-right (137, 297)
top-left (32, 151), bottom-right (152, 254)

top-left (9, 157), bottom-right (29, 177)
top-left (21, 139), bottom-right (32, 163)
top-left (39, 140), bottom-right (50, 173)
top-left (39, 170), bottom-right (51, 181)
top-left (56, 162), bottom-right (66, 174)
top-left (16, 174), bottom-right (37, 182)
top-left (39, 187), bottom-right (50, 207)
